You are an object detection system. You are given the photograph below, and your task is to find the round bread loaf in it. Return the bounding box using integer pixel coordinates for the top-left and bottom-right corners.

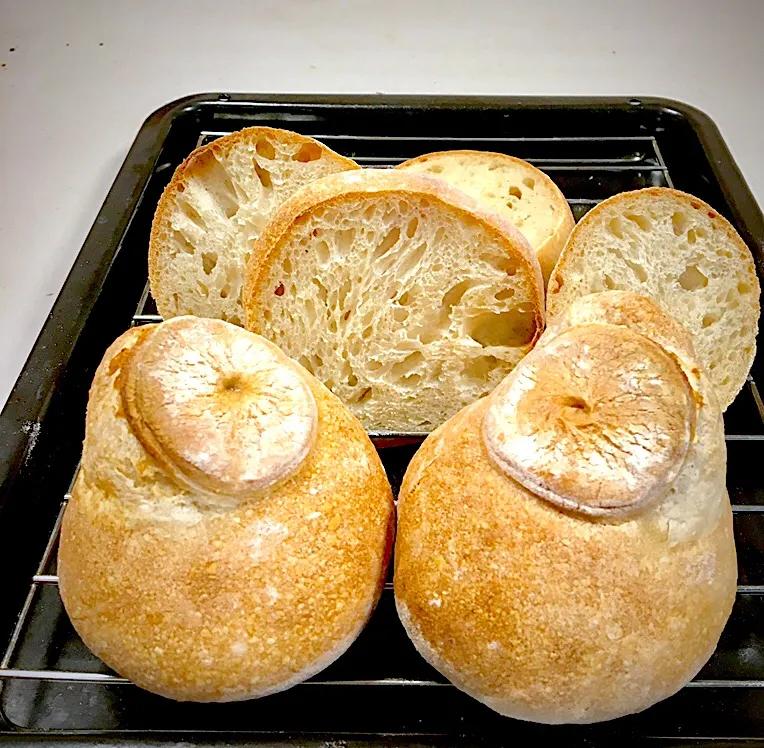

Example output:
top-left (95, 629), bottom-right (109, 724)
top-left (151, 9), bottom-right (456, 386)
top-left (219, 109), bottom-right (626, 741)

top-left (394, 291), bottom-right (736, 724)
top-left (58, 316), bottom-right (394, 702)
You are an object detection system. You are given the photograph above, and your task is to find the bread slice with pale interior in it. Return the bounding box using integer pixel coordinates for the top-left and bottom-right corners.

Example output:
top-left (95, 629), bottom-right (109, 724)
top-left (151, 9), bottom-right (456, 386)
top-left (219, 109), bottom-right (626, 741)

top-left (547, 187), bottom-right (760, 409)
top-left (149, 127), bottom-right (359, 326)
top-left (397, 150), bottom-right (574, 284)
top-left (243, 169), bottom-right (545, 432)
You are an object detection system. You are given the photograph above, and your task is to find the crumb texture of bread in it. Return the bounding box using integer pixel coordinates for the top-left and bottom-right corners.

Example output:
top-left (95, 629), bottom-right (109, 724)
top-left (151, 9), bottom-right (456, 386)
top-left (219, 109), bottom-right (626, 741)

top-left (395, 292), bottom-right (736, 724)
top-left (58, 318), bottom-right (393, 702)
top-left (244, 169), bottom-right (545, 432)
top-left (547, 188), bottom-right (760, 409)
top-left (149, 127), bottom-right (359, 326)
top-left (397, 150), bottom-right (574, 283)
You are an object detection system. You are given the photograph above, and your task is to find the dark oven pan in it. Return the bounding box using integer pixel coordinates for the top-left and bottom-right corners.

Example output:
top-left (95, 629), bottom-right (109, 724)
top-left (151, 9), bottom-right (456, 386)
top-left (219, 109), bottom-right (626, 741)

top-left (1, 95), bottom-right (763, 746)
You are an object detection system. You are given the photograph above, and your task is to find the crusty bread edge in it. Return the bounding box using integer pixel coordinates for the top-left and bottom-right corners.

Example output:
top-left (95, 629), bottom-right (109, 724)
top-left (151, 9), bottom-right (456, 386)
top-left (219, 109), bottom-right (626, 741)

top-left (242, 169), bottom-right (546, 337)
top-left (546, 187), bottom-right (761, 408)
top-left (148, 127), bottom-right (361, 319)
top-left (396, 150), bottom-right (575, 282)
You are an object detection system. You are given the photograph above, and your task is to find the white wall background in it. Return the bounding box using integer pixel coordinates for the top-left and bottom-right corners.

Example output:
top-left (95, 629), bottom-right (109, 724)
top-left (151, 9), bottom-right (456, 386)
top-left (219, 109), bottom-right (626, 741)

top-left (0, 0), bottom-right (762, 407)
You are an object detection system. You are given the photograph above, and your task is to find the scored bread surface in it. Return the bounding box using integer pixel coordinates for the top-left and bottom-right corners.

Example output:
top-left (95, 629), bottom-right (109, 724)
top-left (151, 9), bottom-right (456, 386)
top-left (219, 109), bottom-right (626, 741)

top-left (149, 127), bottom-right (359, 326)
top-left (58, 319), bottom-right (394, 702)
top-left (397, 150), bottom-right (574, 283)
top-left (243, 169), bottom-right (545, 432)
top-left (547, 187), bottom-right (760, 409)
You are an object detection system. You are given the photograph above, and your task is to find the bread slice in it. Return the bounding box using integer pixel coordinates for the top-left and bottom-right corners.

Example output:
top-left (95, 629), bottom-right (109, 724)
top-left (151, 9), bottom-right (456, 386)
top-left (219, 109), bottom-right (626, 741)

top-left (149, 127), bottom-right (359, 326)
top-left (547, 188), bottom-right (760, 409)
top-left (396, 150), bottom-right (574, 284)
top-left (243, 169), bottom-right (545, 432)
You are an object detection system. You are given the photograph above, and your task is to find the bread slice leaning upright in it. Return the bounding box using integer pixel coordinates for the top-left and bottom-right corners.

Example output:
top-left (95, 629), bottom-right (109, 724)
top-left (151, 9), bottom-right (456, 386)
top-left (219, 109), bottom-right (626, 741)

top-left (243, 169), bottom-right (545, 432)
top-left (149, 127), bottom-right (359, 326)
top-left (397, 150), bottom-right (574, 284)
top-left (547, 188), bottom-right (760, 409)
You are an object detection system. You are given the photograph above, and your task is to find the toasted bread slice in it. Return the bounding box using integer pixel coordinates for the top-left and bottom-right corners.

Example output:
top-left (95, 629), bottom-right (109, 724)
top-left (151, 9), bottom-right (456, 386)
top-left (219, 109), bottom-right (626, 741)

top-left (397, 150), bottom-right (574, 283)
top-left (547, 188), bottom-right (760, 409)
top-left (149, 127), bottom-right (359, 325)
top-left (243, 169), bottom-right (545, 432)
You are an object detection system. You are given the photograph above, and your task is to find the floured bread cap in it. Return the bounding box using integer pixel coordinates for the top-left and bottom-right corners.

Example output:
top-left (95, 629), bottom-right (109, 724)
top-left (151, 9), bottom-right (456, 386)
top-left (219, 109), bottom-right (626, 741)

top-left (122, 316), bottom-right (317, 500)
top-left (484, 323), bottom-right (696, 517)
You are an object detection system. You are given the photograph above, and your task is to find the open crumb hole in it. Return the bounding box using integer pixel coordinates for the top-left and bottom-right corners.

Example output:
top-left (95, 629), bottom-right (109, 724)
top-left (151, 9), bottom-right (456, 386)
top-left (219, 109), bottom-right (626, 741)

top-left (609, 217), bottom-right (624, 239)
top-left (391, 351), bottom-right (425, 382)
top-left (173, 231), bottom-right (195, 255)
top-left (180, 201), bottom-right (208, 230)
top-left (254, 162), bottom-right (272, 189)
top-left (625, 259), bottom-right (648, 283)
top-left (292, 142), bottom-right (322, 162)
top-left (256, 139), bottom-right (276, 159)
top-left (678, 265), bottom-right (708, 291)
top-left (671, 211), bottom-right (689, 236)
top-left (481, 253), bottom-right (518, 276)
top-left (625, 213), bottom-right (652, 231)
top-left (201, 252), bottom-right (217, 275)
top-left (373, 228), bottom-right (400, 261)
top-left (466, 305), bottom-right (537, 347)
top-left (443, 279), bottom-right (478, 310)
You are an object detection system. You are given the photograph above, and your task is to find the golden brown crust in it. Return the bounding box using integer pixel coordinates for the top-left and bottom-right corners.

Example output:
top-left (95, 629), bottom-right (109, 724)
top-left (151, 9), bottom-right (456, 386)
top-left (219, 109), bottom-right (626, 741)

top-left (397, 150), bottom-right (575, 282)
top-left (544, 291), bottom-right (706, 402)
top-left (148, 127), bottom-right (360, 321)
top-left (121, 317), bottom-right (318, 500)
top-left (483, 324), bottom-right (695, 517)
top-left (395, 291), bottom-right (736, 723)
top-left (58, 320), bottom-right (394, 702)
top-left (242, 168), bottom-right (545, 335)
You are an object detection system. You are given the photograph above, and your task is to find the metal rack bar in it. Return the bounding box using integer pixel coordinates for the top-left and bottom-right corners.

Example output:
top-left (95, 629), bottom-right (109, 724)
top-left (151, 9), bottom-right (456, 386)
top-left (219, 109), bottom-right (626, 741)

top-left (2, 665), bottom-right (764, 689)
top-left (650, 136), bottom-right (675, 189)
top-left (0, 499), bottom-right (68, 669)
top-left (199, 130), bottom-right (660, 144)
top-left (350, 157), bottom-right (666, 171)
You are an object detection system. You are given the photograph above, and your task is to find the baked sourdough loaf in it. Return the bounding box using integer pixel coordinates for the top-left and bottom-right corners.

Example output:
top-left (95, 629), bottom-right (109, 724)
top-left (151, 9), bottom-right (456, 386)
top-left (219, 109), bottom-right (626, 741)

top-left (547, 187), bottom-right (760, 409)
top-left (149, 127), bottom-right (359, 326)
top-left (395, 291), bottom-right (736, 724)
top-left (243, 169), bottom-right (545, 432)
top-left (58, 317), bottom-right (394, 702)
top-left (397, 150), bottom-right (574, 283)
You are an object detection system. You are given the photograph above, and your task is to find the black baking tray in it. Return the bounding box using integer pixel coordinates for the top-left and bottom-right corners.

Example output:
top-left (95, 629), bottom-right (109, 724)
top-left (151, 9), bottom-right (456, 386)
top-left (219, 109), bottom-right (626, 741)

top-left (1, 94), bottom-right (764, 746)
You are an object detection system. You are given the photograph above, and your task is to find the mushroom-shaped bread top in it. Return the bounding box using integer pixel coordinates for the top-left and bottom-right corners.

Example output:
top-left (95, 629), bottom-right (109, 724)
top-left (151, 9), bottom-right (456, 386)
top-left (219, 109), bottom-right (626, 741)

top-left (395, 292), bottom-right (735, 724)
top-left (122, 316), bottom-right (318, 500)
